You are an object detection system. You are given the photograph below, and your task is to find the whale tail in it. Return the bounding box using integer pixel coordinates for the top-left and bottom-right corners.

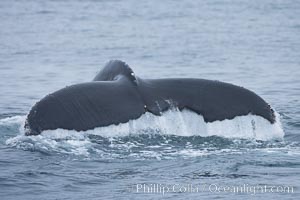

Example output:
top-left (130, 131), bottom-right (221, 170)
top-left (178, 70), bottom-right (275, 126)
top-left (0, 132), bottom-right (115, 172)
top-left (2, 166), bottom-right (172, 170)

top-left (24, 60), bottom-right (277, 136)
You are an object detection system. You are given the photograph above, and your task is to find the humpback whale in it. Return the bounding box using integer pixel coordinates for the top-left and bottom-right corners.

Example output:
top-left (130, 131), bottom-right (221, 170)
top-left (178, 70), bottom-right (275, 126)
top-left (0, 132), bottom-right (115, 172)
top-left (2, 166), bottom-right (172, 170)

top-left (25, 60), bottom-right (275, 136)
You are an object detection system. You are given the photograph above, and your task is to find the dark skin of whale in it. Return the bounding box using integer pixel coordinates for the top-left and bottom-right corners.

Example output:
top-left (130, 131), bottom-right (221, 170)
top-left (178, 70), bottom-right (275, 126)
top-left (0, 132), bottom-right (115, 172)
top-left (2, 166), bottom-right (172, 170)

top-left (25, 60), bottom-right (275, 135)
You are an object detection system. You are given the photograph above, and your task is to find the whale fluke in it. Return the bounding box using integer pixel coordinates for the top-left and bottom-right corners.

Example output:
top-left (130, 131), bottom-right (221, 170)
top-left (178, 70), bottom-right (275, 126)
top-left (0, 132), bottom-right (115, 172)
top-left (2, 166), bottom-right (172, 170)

top-left (25, 60), bottom-right (276, 135)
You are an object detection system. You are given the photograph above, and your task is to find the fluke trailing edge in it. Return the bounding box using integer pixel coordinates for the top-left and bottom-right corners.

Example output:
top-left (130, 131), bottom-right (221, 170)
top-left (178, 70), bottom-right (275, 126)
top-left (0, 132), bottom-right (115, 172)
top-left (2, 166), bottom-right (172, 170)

top-left (25, 60), bottom-right (276, 135)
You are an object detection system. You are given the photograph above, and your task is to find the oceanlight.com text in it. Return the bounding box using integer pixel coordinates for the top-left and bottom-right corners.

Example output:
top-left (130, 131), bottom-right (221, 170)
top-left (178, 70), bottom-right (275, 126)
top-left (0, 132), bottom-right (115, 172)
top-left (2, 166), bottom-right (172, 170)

top-left (131, 183), bottom-right (294, 195)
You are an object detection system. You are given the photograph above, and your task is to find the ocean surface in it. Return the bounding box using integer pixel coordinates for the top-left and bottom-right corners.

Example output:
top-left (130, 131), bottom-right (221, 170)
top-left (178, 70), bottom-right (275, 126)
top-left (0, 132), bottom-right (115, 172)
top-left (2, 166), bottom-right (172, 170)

top-left (0, 0), bottom-right (300, 199)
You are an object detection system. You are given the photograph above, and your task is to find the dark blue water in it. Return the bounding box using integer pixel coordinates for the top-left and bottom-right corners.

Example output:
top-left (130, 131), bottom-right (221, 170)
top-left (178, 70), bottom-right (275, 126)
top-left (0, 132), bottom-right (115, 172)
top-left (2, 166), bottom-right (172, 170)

top-left (0, 0), bottom-right (300, 199)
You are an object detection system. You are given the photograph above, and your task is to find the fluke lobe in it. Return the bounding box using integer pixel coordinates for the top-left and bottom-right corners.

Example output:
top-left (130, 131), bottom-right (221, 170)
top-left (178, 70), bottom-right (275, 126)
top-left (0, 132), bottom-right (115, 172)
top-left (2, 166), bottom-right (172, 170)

top-left (25, 60), bottom-right (275, 135)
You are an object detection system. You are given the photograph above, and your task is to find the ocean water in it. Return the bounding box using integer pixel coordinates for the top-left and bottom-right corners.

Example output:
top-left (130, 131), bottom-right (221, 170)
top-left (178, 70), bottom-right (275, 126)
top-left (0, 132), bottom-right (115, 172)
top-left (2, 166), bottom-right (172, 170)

top-left (0, 0), bottom-right (300, 199)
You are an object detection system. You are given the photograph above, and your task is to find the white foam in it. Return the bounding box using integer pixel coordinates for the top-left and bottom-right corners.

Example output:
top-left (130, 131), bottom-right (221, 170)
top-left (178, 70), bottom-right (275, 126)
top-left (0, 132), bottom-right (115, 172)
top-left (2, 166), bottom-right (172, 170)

top-left (0, 115), bottom-right (26, 126)
top-left (6, 132), bottom-right (91, 156)
top-left (3, 109), bottom-right (284, 143)
top-left (70, 109), bottom-right (283, 141)
top-left (173, 148), bottom-right (244, 158)
top-left (0, 115), bottom-right (26, 134)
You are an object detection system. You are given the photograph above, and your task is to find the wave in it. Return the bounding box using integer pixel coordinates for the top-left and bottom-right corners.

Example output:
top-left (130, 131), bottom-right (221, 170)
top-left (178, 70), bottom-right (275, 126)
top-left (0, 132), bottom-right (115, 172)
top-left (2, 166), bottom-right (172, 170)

top-left (1, 109), bottom-right (286, 158)
top-left (1, 109), bottom-right (284, 140)
top-left (74, 108), bottom-right (284, 141)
